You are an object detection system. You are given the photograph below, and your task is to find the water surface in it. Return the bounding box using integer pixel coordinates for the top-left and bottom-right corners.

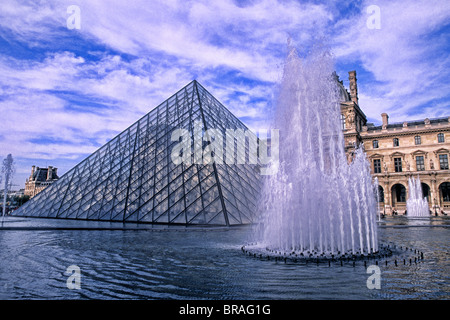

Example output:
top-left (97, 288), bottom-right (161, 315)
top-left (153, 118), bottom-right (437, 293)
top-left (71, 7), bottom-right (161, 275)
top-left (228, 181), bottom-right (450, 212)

top-left (0, 216), bottom-right (448, 299)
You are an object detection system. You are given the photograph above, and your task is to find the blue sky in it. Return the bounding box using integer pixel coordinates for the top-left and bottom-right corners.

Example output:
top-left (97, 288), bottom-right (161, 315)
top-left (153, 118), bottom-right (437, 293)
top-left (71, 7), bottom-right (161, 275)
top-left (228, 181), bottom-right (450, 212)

top-left (1, 0), bottom-right (449, 189)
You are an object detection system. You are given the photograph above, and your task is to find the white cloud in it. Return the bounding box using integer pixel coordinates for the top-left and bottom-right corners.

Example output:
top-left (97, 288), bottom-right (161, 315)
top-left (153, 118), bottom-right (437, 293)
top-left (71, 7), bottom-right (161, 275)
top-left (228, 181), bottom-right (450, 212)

top-left (0, 52), bottom-right (194, 161)
top-left (2, 0), bottom-right (450, 188)
top-left (333, 0), bottom-right (450, 123)
top-left (67, 0), bottom-right (333, 82)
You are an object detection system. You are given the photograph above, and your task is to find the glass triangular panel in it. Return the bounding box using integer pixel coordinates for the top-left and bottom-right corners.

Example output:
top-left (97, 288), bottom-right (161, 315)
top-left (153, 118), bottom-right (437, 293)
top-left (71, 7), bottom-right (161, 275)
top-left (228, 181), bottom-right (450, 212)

top-left (206, 211), bottom-right (226, 226)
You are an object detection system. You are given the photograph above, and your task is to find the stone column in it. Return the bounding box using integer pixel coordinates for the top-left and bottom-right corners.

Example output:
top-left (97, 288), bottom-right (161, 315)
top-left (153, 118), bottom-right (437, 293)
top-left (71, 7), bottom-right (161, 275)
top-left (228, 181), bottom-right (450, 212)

top-left (385, 180), bottom-right (392, 214)
top-left (430, 173), bottom-right (439, 215)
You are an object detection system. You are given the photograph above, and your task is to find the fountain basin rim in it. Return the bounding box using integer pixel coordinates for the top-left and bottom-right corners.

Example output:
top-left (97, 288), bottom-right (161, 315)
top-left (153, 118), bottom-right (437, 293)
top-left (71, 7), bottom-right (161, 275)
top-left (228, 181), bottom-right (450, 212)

top-left (242, 242), bottom-right (394, 262)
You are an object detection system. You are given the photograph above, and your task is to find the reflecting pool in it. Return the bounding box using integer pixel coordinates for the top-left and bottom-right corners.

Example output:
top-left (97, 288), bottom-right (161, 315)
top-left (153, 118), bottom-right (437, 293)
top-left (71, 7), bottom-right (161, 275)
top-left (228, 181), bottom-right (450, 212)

top-left (0, 216), bottom-right (448, 299)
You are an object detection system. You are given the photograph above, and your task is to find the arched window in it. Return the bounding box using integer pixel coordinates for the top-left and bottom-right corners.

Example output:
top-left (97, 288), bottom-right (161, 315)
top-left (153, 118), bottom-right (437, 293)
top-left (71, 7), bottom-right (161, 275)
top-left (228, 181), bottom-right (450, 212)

top-left (421, 183), bottom-right (430, 202)
top-left (392, 184), bottom-right (406, 203)
top-left (440, 182), bottom-right (450, 202)
top-left (377, 185), bottom-right (384, 202)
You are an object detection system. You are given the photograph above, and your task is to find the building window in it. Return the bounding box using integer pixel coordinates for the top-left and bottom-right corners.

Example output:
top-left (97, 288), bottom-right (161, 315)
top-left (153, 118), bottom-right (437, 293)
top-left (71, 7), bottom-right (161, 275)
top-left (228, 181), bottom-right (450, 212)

top-left (377, 185), bottom-right (384, 202)
top-left (415, 135), bottom-right (421, 145)
top-left (394, 157), bottom-right (402, 172)
top-left (393, 138), bottom-right (399, 147)
top-left (373, 140), bottom-right (379, 149)
top-left (439, 154), bottom-right (449, 170)
top-left (441, 182), bottom-right (450, 202)
top-left (392, 184), bottom-right (406, 202)
top-left (437, 133), bottom-right (445, 143)
top-left (340, 114), bottom-right (346, 130)
top-left (416, 156), bottom-right (425, 171)
top-left (373, 159), bottom-right (381, 173)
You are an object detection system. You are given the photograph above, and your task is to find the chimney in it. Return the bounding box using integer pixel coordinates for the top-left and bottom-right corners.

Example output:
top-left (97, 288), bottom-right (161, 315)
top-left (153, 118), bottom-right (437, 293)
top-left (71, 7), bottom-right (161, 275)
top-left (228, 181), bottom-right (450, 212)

top-left (47, 166), bottom-right (53, 180)
top-left (31, 165), bottom-right (36, 178)
top-left (348, 70), bottom-right (358, 104)
top-left (381, 113), bottom-right (389, 129)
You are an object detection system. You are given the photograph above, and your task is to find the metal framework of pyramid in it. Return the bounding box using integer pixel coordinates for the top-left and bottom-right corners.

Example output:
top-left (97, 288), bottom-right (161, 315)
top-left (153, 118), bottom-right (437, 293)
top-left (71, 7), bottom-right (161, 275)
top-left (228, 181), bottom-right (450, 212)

top-left (13, 81), bottom-right (261, 226)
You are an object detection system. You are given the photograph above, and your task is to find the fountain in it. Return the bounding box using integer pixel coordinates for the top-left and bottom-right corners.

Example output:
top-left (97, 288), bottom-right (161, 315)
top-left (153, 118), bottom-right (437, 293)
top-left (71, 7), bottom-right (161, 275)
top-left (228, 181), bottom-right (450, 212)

top-left (406, 176), bottom-right (430, 217)
top-left (1, 154), bottom-right (14, 224)
top-left (246, 43), bottom-right (379, 261)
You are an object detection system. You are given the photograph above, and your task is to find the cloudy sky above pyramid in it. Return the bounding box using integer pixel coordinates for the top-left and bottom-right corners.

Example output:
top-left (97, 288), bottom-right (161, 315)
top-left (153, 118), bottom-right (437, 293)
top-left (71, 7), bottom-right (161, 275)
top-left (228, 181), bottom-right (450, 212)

top-left (1, 0), bottom-right (450, 188)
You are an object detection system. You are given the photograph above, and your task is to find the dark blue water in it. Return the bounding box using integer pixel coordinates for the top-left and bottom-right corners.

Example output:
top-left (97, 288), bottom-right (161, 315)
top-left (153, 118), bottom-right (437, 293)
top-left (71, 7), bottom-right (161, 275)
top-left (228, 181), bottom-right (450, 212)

top-left (0, 216), bottom-right (448, 299)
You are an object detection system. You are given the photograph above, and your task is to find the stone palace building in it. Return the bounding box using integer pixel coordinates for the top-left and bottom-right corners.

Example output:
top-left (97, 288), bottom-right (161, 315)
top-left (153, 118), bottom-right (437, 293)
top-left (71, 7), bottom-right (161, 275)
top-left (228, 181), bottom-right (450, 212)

top-left (24, 165), bottom-right (59, 198)
top-left (339, 71), bottom-right (450, 215)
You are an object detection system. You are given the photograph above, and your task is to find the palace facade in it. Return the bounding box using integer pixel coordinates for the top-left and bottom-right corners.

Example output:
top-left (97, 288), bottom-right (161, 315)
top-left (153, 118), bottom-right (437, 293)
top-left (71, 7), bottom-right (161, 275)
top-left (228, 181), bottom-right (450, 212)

top-left (24, 165), bottom-right (59, 198)
top-left (339, 71), bottom-right (450, 215)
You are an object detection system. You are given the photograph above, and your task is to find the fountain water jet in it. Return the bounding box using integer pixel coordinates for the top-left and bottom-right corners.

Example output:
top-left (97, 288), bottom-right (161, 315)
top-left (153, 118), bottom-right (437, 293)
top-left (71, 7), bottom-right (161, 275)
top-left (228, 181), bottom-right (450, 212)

top-left (247, 44), bottom-right (379, 260)
top-left (406, 176), bottom-right (430, 217)
top-left (1, 154), bottom-right (14, 224)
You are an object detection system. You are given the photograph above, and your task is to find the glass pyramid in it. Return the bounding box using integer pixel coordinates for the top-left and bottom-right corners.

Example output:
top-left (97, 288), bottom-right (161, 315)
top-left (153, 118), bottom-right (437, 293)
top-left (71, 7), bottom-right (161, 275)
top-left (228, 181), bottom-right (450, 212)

top-left (13, 81), bottom-right (262, 226)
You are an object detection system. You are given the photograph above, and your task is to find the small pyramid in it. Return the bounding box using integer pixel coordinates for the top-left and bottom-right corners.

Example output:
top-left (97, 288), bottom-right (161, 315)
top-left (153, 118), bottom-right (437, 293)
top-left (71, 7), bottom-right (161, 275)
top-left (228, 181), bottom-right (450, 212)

top-left (14, 81), bottom-right (261, 226)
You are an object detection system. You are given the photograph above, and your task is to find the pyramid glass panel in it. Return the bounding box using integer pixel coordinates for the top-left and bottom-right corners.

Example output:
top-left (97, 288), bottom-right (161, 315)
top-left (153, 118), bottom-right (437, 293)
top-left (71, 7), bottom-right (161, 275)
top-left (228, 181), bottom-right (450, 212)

top-left (13, 81), bottom-right (262, 226)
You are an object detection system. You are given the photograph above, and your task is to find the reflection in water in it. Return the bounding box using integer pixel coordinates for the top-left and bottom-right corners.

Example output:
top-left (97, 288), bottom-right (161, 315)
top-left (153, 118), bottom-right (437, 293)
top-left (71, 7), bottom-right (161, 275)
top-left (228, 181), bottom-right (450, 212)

top-left (380, 216), bottom-right (450, 227)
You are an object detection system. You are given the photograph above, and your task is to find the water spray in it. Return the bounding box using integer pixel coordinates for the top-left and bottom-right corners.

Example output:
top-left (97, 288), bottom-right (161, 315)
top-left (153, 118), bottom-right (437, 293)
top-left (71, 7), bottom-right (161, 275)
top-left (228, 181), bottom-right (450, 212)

top-left (1, 154), bottom-right (14, 225)
top-left (247, 42), bottom-right (378, 258)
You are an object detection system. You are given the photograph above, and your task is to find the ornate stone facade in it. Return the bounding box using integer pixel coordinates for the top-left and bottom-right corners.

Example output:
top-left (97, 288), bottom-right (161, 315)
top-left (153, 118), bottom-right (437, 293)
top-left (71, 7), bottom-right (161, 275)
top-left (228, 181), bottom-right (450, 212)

top-left (340, 71), bottom-right (450, 215)
top-left (24, 165), bottom-right (59, 198)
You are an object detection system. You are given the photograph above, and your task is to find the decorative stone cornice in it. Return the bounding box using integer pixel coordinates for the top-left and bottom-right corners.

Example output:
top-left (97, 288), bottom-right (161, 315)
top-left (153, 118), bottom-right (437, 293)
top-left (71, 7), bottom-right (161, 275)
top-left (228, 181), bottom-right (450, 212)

top-left (411, 149), bottom-right (428, 158)
top-left (360, 126), bottom-right (450, 139)
top-left (368, 153), bottom-right (385, 159)
top-left (434, 148), bottom-right (449, 155)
